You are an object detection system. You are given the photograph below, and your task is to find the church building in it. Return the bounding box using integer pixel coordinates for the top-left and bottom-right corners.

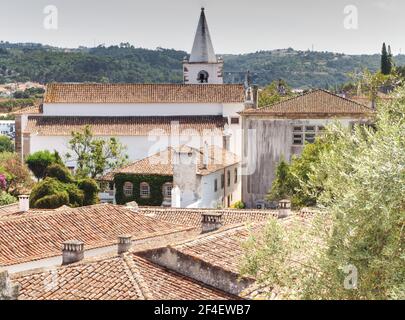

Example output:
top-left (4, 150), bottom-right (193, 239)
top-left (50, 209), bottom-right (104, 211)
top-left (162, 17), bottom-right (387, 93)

top-left (15, 8), bottom-right (254, 208)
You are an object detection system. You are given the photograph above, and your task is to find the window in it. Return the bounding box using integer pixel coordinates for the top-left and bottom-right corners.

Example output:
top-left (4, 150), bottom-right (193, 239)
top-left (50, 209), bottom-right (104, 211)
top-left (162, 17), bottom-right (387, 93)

top-left (293, 126), bottom-right (303, 145)
top-left (123, 182), bottom-right (133, 197)
top-left (231, 117), bottom-right (240, 124)
top-left (197, 70), bottom-right (209, 83)
top-left (162, 182), bottom-right (172, 199)
top-left (221, 174), bottom-right (225, 189)
top-left (234, 168), bottom-right (238, 184)
top-left (227, 170), bottom-right (231, 187)
top-left (292, 125), bottom-right (323, 145)
top-left (214, 179), bottom-right (218, 192)
top-left (140, 182), bottom-right (150, 198)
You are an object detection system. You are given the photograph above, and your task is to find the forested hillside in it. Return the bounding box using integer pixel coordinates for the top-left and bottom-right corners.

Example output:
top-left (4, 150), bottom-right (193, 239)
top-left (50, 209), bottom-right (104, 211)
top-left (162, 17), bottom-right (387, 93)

top-left (1, 42), bottom-right (405, 88)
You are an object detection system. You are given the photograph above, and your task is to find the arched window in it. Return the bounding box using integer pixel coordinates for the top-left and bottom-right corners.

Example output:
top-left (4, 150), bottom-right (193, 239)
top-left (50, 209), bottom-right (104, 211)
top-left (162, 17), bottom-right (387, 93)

top-left (162, 182), bottom-right (173, 200)
top-left (197, 70), bottom-right (209, 83)
top-left (140, 182), bottom-right (150, 198)
top-left (123, 182), bottom-right (133, 197)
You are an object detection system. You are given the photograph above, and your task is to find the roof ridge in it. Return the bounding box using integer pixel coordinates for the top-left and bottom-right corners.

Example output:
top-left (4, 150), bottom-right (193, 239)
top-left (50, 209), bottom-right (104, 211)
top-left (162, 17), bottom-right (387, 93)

top-left (122, 253), bottom-right (150, 300)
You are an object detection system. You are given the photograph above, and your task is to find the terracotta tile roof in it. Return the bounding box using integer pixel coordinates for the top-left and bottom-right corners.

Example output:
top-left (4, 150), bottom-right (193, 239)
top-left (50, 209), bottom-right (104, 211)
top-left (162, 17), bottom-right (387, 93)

top-left (102, 145), bottom-right (239, 180)
top-left (44, 83), bottom-right (246, 104)
top-left (0, 203), bottom-right (193, 266)
top-left (241, 89), bottom-right (372, 117)
top-left (24, 115), bottom-right (226, 136)
top-left (10, 105), bottom-right (41, 115)
top-left (170, 215), bottom-right (305, 275)
top-left (138, 207), bottom-right (278, 228)
top-left (13, 253), bottom-right (236, 300)
top-left (172, 224), bottom-right (258, 275)
top-left (0, 203), bottom-right (19, 217)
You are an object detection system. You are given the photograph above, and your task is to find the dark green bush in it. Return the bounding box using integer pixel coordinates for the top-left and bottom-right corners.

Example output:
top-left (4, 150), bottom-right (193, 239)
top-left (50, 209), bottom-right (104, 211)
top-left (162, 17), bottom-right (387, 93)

top-left (65, 183), bottom-right (84, 207)
top-left (34, 191), bottom-right (69, 209)
top-left (26, 150), bottom-right (62, 180)
top-left (45, 164), bottom-right (74, 183)
top-left (78, 178), bottom-right (99, 205)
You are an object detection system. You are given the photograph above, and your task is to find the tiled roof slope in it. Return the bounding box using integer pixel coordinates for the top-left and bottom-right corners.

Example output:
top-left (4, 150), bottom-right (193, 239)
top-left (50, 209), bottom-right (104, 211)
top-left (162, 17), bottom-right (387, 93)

top-left (10, 105), bottom-right (41, 115)
top-left (14, 254), bottom-right (235, 300)
top-left (24, 115), bottom-right (226, 136)
top-left (102, 145), bottom-right (239, 180)
top-left (0, 203), bottom-right (19, 217)
top-left (241, 89), bottom-right (372, 116)
top-left (44, 83), bottom-right (245, 104)
top-left (138, 207), bottom-right (278, 228)
top-left (0, 203), bottom-right (192, 266)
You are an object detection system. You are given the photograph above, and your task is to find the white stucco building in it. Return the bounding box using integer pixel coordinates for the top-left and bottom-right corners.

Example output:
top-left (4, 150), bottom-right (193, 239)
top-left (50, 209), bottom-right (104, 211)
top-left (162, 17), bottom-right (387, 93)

top-left (99, 145), bottom-right (241, 209)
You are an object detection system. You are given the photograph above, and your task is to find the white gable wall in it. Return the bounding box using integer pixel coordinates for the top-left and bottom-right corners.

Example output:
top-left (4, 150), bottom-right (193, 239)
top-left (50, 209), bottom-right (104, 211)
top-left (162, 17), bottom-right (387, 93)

top-left (42, 103), bottom-right (239, 117)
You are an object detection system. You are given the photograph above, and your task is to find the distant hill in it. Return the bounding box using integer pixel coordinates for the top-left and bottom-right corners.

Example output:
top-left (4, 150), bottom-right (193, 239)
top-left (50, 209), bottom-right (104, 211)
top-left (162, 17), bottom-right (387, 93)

top-left (1, 42), bottom-right (404, 89)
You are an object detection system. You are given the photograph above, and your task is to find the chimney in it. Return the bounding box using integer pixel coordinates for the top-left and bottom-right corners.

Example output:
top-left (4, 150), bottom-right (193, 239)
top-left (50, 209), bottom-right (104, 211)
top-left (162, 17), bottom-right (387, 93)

top-left (278, 199), bottom-right (291, 218)
top-left (201, 213), bottom-right (223, 233)
top-left (62, 240), bottom-right (84, 265)
top-left (251, 85), bottom-right (259, 109)
top-left (117, 235), bottom-right (132, 254)
top-left (18, 195), bottom-right (29, 212)
top-left (0, 269), bottom-right (20, 300)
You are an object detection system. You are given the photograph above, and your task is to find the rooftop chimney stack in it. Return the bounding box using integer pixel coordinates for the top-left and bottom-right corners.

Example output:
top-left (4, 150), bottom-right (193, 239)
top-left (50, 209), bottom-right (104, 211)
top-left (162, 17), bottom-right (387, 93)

top-left (201, 213), bottom-right (223, 233)
top-left (117, 235), bottom-right (132, 254)
top-left (62, 240), bottom-right (84, 265)
top-left (278, 199), bottom-right (291, 218)
top-left (18, 195), bottom-right (29, 212)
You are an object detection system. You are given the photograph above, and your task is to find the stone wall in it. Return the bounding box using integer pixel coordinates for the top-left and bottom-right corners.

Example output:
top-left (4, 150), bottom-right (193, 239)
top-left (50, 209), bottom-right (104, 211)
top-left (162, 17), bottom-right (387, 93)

top-left (0, 269), bottom-right (19, 300)
top-left (140, 247), bottom-right (254, 296)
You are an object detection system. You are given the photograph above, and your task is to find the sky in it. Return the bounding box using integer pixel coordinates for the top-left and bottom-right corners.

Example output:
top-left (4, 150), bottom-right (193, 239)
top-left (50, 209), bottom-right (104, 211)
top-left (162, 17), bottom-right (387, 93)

top-left (0, 0), bottom-right (403, 55)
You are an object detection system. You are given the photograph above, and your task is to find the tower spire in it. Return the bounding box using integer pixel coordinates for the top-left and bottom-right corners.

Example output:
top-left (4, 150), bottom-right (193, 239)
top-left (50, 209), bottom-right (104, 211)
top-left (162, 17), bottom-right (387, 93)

top-left (189, 7), bottom-right (217, 63)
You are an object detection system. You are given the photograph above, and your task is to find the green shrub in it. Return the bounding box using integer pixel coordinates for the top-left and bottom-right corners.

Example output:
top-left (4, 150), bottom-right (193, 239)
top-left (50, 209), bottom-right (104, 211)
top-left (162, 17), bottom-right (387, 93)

top-left (231, 201), bottom-right (245, 209)
top-left (0, 191), bottom-right (17, 206)
top-left (45, 164), bottom-right (74, 183)
top-left (78, 178), bottom-right (99, 205)
top-left (26, 150), bottom-right (62, 180)
top-left (65, 183), bottom-right (84, 207)
top-left (0, 136), bottom-right (14, 153)
top-left (34, 191), bottom-right (69, 209)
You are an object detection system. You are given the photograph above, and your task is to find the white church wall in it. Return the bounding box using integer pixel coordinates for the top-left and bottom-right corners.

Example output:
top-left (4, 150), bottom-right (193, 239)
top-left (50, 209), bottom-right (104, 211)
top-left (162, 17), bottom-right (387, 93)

top-left (29, 133), bottom-right (225, 168)
top-left (42, 103), bottom-right (225, 117)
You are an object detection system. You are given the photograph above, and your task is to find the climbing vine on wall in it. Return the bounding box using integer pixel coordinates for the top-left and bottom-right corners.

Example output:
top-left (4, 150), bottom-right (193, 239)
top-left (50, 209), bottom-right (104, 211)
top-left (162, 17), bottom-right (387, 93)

top-left (114, 173), bottom-right (172, 206)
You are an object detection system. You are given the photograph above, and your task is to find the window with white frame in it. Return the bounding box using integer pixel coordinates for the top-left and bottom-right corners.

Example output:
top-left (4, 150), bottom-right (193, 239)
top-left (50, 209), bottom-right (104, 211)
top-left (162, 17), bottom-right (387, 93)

top-left (140, 182), bottom-right (150, 198)
top-left (234, 168), bottom-right (238, 184)
top-left (123, 182), bottom-right (133, 197)
top-left (162, 182), bottom-right (172, 199)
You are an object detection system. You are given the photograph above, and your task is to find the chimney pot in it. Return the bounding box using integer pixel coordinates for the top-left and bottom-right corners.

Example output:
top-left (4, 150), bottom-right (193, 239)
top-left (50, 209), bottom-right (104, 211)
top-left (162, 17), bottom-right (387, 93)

top-left (62, 240), bottom-right (84, 265)
top-left (201, 213), bottom-right (223, 233)
top-left (117, 235), bottom-right (132, 254)
top-left (18, 195), bottom-right (30, 212)
top-left (278, 199), bottom-right (291, 218)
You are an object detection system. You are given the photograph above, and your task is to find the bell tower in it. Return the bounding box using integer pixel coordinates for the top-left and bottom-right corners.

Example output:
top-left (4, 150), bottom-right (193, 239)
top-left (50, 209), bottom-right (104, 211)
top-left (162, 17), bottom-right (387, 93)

top-left (183, 8), bottom-right (223, 84)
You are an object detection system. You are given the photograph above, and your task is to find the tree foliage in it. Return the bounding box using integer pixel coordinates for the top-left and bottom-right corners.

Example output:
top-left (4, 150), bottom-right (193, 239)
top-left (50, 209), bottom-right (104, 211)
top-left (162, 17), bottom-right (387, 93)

top-left (243, 86), bottom-right (405, 299)
top-left (0, 135), bottom-right (14, 153)
top-left (66, 126), bottom-right (128, 179)
top-left (28, 152), bottom-right (99, 209)
top-left (381, 43), bottom-right (392, 75)
top-left (267, 138), bottom-right (331, 208)
top-left (0, 152), bottom-right (33, 196)
top-left (26, 150), bottom-right (63, 180)
top-left (258, 80), bottom-right (295, 107)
